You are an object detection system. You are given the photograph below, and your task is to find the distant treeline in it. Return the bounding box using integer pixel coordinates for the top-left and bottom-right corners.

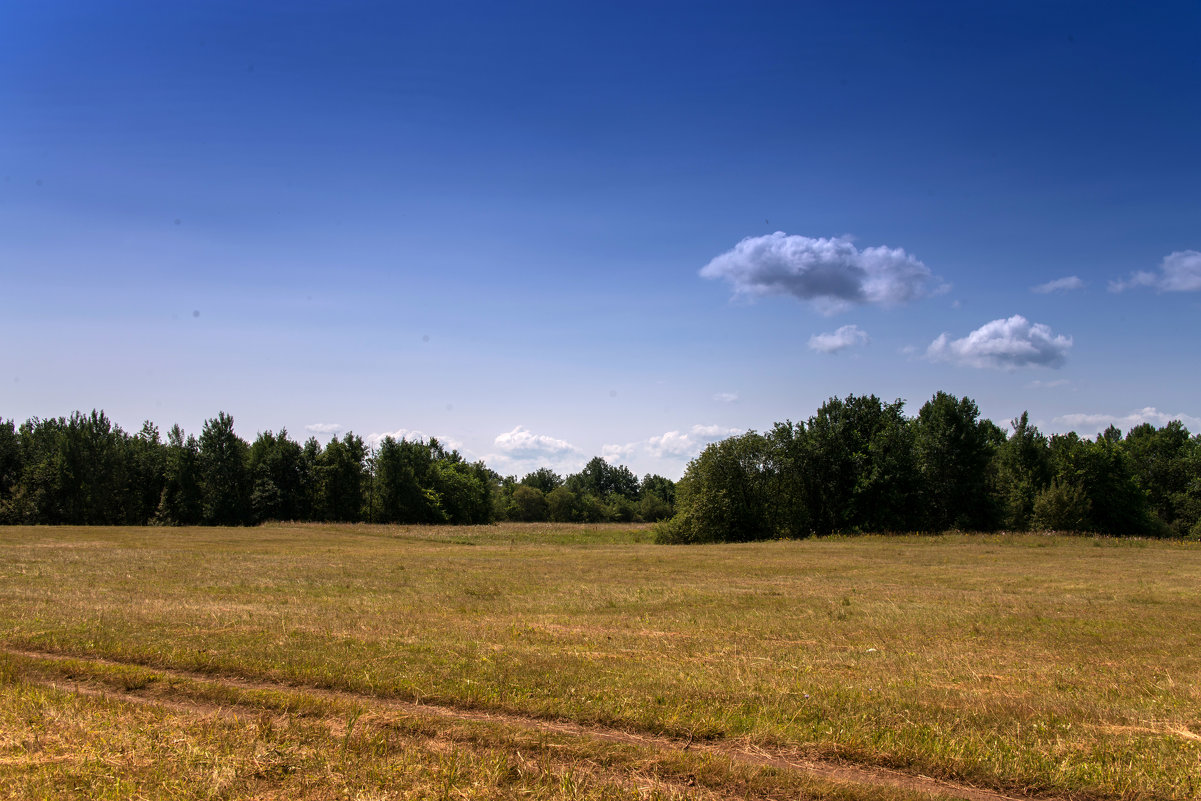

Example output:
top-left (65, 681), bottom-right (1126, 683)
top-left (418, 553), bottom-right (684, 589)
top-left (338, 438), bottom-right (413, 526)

top-left (0, 412), bottom-right (676, 526)
top-left (658, 392), bottom-right (1201, 542)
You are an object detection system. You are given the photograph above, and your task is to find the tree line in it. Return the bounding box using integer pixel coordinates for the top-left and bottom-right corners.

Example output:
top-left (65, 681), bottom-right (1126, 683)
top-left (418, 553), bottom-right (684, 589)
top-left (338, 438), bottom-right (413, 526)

top-left (0, 411), bottom-right (676, 526)
top-left (658, 392), bottom-right (1201, 543)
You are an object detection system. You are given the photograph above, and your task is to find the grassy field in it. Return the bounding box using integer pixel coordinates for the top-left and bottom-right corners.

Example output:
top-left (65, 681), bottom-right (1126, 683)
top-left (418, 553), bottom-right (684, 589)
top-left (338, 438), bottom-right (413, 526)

top-left (1, 523), bottom-right (1199, 800)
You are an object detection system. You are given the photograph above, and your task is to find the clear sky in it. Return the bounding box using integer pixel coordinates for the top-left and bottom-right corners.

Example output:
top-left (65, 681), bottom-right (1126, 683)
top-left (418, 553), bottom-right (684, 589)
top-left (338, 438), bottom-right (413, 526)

top-left (3, 1), bottom-right (1199, 479)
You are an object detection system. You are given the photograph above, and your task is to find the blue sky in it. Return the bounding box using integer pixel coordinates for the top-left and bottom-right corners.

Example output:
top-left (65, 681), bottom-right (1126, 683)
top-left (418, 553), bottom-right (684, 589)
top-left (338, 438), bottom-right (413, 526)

top-left (3, 1), bottom-right (1200, 479)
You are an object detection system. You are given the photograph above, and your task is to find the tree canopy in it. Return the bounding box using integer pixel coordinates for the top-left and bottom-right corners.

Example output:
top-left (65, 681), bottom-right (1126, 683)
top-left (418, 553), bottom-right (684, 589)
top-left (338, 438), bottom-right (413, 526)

top-left (656, 393), bottom-right (1200, 543)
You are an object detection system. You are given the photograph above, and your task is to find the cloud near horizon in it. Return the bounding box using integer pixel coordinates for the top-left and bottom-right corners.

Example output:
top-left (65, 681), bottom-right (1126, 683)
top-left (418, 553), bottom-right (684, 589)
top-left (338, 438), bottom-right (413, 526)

top-left (1031, 275), bottom-right (1084, 293)
top-left (1054, 407), bottom-right (1201, 434)
top-left (701, 232), bottom-right (939, 314)
top-left (808, 324), bottom-right (869, 354)
top-left (927, 315), bottom-right (1072, 369)
top-left (304, 422), bottom-right (342, 434)
top-left (492, 425), bottom-right (579, 461)
top-left (363, 428), bottom-right (465, 452)
top-left (603, 424), bottom-right (742, 465)
top-left (1110, 250), bottom-right (1201, 293)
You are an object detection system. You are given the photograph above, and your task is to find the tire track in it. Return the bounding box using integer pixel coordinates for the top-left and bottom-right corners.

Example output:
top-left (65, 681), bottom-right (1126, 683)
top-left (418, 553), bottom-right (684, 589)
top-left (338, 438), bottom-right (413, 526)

top-left (3, 645), bottom-right (1043, 801)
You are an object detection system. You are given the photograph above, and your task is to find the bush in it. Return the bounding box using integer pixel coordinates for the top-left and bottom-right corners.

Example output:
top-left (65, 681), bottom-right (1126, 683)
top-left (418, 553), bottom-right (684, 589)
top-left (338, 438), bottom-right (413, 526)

top-left (1031, 481), bottom-right (1092, 532)
top-left (508, 485), bottom-right (548, 521)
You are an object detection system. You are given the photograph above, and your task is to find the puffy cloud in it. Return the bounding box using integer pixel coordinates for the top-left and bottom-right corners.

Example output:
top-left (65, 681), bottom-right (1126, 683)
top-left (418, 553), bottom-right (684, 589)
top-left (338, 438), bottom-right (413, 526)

top-left (604, 424), bottom-right (742, 464)
top-left (1054, 407), bottom-right (1201, 434)
top-left (1110, 250), bottom-right (1201, 293)
top-left (492, 426), bottom-right (579, 461)
top-left (700, 232), bottom-right (939, 314)
top-left (808, 324), bottom-right (869, 354)
top-left (927, 315), bottom-right (1072, 369)
top-left (713, 392), bottom-right (740, 403)
top-left (305, 422), bottom-right (342, 434)
top-left (1031, 276), bottom-right (1084, 294)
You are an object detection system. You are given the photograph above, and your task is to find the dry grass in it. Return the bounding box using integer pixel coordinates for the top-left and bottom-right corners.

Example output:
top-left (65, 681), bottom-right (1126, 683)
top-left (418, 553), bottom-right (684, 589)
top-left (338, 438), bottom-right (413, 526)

top-left (1, 523), bottom-right (1199, 799)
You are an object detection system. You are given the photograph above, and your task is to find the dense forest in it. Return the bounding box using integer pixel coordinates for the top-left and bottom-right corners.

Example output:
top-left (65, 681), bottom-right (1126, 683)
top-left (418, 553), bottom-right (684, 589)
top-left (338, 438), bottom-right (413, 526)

top-left (659, 392), bottom-right (1201, 542)
top-left (0, 412), bottom-right (673, 527)
top-left (2, 392), bottom-right (1199, 540)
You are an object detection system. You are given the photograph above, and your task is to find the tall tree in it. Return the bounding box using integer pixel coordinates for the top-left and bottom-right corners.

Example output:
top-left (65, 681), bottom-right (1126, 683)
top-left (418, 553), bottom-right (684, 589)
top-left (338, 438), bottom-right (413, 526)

top-left (0, 418), bottom-right (21, 522)
top-left (657, 432), bottom-right (773, 543)
top-left (156, 425), bottom-right (203, 525)
top-left (124, 421), bottom-right (166, 524)
top-left (520, 467), bottom-right (563, 494)
top-left (199, 412), bottom-right (250, 525)
top-left (802, 395), bottom-right (919, 534)
top-left (913, 392), bottom-right (1000, 530)
top-left (314, 434), bottom-right (367, 522)
top-left (995, 412), bottom-right (1052, 529)
top-left (1124, 421), bottom-right (1192, 535)
top-left (248, 429), bottom-right (306, 523)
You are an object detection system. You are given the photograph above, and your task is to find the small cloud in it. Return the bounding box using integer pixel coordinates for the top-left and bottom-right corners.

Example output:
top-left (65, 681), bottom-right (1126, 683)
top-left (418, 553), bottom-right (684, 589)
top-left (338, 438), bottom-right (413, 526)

top-left (700, 232), bottom-right (940, 315)
top-left (604, 424), bottom-right (742, 465)
top-left (364, 428), bottom-right (465, 450)
top-left (305, 422), bottom-right (342, 434)
top-left (927, 315), bottom-right (1072, 369)
top-left (713, 392), bottom-right (740, 404)
top-left (808, 324), bottom-right (869, 354)
top-left (601, 442), bottom-right (637, 462)
top-left (493, 426), bottom-right (579, 461)
top-left (1027, 379), bottom-right (1070, 389)
top-left (1054, 407), bottom-right (1201, 433)
top-left (1110, 250), bottom-right (1201, 293)
top-left (1031, 276), bottom-right (1085, 294)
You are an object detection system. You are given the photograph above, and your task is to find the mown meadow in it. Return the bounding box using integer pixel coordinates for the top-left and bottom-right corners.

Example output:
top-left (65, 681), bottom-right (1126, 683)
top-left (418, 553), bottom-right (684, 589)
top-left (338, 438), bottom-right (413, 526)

top-left (1, 523), bottom-right (1199, 799)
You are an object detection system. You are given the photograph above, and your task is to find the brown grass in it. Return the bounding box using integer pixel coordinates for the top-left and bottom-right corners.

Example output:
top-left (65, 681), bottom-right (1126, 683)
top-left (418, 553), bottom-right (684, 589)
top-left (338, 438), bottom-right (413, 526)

top-left (1, 523), bottom-right (1199, 799)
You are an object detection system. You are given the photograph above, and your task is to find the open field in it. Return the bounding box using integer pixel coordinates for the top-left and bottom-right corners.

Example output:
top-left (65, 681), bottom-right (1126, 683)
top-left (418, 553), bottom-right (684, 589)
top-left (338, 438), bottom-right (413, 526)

top-left (1, 524), bottom-right (1199, 799)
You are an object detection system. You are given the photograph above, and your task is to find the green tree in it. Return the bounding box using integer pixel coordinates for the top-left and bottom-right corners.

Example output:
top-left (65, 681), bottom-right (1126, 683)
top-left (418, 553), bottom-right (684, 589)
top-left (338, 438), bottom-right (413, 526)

top-left (508, 485), bottom-right (548, 521)
top-left (546, 486), bottom-right (580, 522)
top-left (0, 418), bottom-right (23, 523)
top-left (520, 467), bottom-right (563, 494)
top-left (566, 457), bottom-right (639, 501)
top-left (995, 412), bottom-right (1052, 529)
top-left (1124, 421), bottom-right (1193, 536)
top-left (913, 392), bottom-right (1000, 531)
top-left (656, 432), bottom-right (772, 543)
top-left (156, 424), bottom-right (203, 525)
top-left (1031, 480), bottom-right (1092, 531)
top-left (800, 395), bottom-right (919, 534)
top-left (124, 421), bottom-right (165, 524)
top-left (314, 434), bottom-right (367, 522)
top-left (198, 412), bottom-right (250, 525)
top-left (247, 429), bottom-right (306, 523)
top-left (1046, 432), bottom-right (1157, 535)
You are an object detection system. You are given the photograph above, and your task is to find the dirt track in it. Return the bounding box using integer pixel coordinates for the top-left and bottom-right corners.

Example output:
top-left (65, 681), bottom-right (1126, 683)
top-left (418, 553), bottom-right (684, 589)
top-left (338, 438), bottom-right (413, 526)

top-left (4, 645), bottom-right (1046, 801)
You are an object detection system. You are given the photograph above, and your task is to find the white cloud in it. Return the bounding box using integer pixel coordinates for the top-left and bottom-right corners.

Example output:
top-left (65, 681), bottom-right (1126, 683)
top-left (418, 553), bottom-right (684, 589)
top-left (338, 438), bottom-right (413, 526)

top-left (492, 426), bottom-right (579, 461)
top-left (1053, 407), bottom-right (1201, 434)
top-left (927, 315), bottom-right (1072, 369)
top-left (700, 232), bottom-right (939, 314)
top-left (808, 324), bottom-right (869, 354)
top-left (305, 422), bottom-right (342, 434)
top-left (1110, 250), bottom-right (1201, 293)
top-left (600, 442), bottom-right (637, 463)
top-left (366, 427), bottom-right (425, 446)
top-left (604, 424), bottom-right (742, 465)
top-left (1026, 379), bottom-right (1070, 389)
top-left (1031, 276), bottom-right (1084, 294)
top-left (713, 392), bottom-right (740, 403)
top-left (363, 427), bottom-right (463, 450)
